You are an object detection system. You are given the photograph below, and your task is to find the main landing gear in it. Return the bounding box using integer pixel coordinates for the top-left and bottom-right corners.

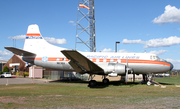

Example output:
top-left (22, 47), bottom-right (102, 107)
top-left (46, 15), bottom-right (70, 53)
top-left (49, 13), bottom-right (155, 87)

top-left (102, 75), bottom-right (109, 84)
top-left (88, 74), bottom-right (96, 87)
top-left (88, 75), bottom-right (110, 87)
top-left (89, 80), bottom-right (97, 87)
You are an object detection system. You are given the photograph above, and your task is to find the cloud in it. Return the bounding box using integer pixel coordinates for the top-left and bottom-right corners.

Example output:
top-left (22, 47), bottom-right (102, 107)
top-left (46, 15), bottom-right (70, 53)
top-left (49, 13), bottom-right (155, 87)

top-left (166, 59), bottom-right (180, 69)
top-left (122, 39), bottom-right (142, 44)
top-left (118, 49), bottom-right (133, 53)
top-left (148, 50), bottom-right (168, 55)
top-left (101, 48), bottom-right (113, 52)
top-left (101, 48), bottom-right (134, 53)
top-left (68, 20), bottom-right (76, 26)
top-left (69, 21), bottom-right (74, 23)
top-left (8, 35), bottom-right (67, 45)
top-left (0, 50), bottom-right (13, 56)
top-left (44, 37), bottom-right (67, 45)
top-left (153, 5), bottom-right (180, 24)
top-left (122, 36), bottom-right (180, 48)
top-left (144, 36), bottom-right (180, 48)
top-left (8, 35), bottom-right (26, 40)
top-left (146, 34), bottom-right (150, 36)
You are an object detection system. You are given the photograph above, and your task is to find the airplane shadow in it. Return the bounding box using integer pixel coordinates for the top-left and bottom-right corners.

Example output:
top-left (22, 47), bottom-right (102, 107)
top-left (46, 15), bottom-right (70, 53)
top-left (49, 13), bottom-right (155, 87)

top-left (49, 79), bottom-right (141, 88)
top-left (156, 82), bottom-right (174, 85)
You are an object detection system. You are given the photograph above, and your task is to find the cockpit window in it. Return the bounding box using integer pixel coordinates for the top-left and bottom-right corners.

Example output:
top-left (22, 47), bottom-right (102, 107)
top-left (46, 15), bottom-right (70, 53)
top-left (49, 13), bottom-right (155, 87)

top-left (156, 56), bottom-right (160, 60)
top-left (150, 55), bottom-right (160, 60)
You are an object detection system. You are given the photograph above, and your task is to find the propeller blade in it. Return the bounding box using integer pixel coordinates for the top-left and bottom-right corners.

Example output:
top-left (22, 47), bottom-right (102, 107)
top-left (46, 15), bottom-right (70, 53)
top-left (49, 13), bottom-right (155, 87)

top-left (125, 70), bottom-right (128, 84)
top-left (126, 57), bottom-right (128, 67)
top-left (125, 56), bottom-right (128, 84)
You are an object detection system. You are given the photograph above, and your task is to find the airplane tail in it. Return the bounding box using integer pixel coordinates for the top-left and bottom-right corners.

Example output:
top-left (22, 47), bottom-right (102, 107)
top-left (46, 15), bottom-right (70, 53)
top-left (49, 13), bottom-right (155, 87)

top-left (23, 24), bottom-right (65, 54)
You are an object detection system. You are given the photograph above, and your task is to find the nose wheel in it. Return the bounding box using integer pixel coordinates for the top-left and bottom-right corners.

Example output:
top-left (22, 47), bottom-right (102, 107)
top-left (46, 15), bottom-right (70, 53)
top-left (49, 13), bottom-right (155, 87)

top-left (147, 74), bottom-right (153, 86)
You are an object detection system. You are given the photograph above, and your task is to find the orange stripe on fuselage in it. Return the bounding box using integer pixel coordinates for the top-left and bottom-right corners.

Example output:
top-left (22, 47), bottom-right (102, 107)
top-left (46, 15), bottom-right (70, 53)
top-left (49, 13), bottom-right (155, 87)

top-left (26, 33), bottom-right (41, 36)
top-left (48, 58), bottom-right (57, 61)
top-left (92, 58), bottom-right (96, 62)
top-left (99, 59), bottom-right (103, 62)
top-left (26, 57), bottom-right (42, 60)
top-left (27, 57), bottom-right (170, 66)
top-left (121, 59), bottom-right (170, 66)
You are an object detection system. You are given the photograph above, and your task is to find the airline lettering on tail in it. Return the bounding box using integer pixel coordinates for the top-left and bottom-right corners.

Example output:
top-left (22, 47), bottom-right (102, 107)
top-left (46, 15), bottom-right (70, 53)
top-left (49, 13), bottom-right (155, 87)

top-left (26, 36), bottom-right (43, 39)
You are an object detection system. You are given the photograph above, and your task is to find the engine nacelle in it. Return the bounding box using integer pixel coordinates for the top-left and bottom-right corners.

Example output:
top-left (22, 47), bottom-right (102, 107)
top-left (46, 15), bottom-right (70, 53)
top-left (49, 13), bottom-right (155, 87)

top-left (108, 73), bottom-right (118, 77)
top-left (98, 63), bottom-right (126, 75)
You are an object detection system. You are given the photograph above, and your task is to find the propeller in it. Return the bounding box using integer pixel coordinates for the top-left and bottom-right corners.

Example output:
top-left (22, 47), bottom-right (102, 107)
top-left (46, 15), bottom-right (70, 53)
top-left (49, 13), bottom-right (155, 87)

top-left (125, 57), bottom-right (128, 84)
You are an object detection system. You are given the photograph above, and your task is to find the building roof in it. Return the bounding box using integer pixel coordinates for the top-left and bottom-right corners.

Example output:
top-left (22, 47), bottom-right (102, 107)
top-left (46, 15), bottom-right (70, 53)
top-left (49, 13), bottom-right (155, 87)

top-left (0, 60), bottom-right (7, 63)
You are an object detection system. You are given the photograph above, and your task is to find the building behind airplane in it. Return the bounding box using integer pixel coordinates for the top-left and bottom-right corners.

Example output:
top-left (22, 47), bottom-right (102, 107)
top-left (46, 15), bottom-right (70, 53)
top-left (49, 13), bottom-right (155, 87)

top-left (5, 24), bottom-right (173, 87)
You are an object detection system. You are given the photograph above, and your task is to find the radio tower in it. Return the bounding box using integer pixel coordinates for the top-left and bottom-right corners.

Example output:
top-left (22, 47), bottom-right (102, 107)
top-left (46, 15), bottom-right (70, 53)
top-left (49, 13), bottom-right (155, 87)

top-left (75, 0), bottom-right (96, 52)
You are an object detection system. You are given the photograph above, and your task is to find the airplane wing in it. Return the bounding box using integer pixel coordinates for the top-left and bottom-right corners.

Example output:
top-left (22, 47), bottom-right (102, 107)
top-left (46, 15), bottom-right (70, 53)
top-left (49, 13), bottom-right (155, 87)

top-left (4, 47), bottom-right (36, 56)
top-left (61, 50), bottom-right (104, 74)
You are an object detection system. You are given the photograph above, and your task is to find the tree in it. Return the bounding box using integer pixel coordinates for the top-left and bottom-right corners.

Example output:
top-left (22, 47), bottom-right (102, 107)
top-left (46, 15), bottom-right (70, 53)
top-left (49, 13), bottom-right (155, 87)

top-left (3, 66), bottom-right (9, 72)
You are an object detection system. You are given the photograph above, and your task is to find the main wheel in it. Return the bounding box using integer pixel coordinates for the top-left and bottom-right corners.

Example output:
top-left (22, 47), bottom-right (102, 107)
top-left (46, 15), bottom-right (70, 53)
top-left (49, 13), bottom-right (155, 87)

top-left (89, 80), bottom-right (97, 87)
top-left (103, 78), bottom-right (109, 84)
top-left (147, 81), bottom-right (151, 86)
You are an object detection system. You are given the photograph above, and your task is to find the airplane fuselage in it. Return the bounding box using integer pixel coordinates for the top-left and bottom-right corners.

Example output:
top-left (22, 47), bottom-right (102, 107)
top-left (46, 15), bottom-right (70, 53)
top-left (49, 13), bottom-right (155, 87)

top-left (23, 51), bottom-right (172, 75)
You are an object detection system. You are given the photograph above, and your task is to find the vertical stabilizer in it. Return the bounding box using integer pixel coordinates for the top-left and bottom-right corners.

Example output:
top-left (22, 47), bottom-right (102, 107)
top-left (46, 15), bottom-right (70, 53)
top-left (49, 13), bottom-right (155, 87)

top-left (26, 24), bottom-right (41, 36)
top-left (23, 24), bottom-right (65, 55)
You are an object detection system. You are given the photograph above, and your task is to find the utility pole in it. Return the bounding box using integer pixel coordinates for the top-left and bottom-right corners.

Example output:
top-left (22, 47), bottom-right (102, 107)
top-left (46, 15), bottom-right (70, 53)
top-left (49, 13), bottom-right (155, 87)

top-left (115, 41), bottom-right (120, 52)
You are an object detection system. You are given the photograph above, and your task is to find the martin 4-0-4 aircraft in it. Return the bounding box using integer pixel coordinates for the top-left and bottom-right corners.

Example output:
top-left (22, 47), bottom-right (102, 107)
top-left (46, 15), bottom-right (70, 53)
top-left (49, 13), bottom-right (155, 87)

top-left (5, 24), bottom-right (173, 87)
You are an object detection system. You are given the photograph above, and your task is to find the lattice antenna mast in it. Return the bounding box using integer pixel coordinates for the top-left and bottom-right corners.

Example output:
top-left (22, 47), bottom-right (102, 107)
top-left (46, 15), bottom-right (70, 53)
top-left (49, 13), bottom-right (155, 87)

top-left (75, 0), bottom-right (96, 52)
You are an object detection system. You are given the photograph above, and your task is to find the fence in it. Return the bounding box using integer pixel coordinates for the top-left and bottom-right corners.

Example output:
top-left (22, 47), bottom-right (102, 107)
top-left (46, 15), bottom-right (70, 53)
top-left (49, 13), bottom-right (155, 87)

top-left (43, 71), bottom-right (89, 81)
top-left (43, 71), bottom-right (62, 80)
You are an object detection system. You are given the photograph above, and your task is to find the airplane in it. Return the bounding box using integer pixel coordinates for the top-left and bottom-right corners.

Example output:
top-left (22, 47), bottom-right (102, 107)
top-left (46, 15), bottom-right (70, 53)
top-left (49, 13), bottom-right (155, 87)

top-left (5, 24), bottom-right (173, 87)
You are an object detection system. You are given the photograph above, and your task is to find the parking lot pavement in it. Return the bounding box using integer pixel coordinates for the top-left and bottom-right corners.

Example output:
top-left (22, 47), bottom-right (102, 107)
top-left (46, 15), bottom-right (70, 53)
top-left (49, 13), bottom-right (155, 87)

top-left (0, 78), bottom-right (48, 85)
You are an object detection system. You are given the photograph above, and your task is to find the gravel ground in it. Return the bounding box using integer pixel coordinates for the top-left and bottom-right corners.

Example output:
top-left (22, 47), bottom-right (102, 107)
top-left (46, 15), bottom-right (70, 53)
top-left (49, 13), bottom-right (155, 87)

top-left (0, 77), bottom-right (48, 85)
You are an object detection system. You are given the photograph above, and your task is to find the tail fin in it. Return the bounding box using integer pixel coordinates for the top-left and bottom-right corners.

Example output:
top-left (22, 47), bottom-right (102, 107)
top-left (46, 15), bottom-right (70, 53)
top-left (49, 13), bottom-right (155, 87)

top-left (23, 24), bottom-right (65, 55)
top-left (26, 24), bottom-right (41, 37)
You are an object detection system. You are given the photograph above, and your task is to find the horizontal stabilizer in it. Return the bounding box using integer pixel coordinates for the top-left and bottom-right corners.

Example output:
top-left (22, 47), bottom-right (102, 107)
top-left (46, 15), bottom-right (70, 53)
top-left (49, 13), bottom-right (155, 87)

top-left (4, 47), bottom-right (36, 56)
top-left (61, 50), bottom-right (104, 74)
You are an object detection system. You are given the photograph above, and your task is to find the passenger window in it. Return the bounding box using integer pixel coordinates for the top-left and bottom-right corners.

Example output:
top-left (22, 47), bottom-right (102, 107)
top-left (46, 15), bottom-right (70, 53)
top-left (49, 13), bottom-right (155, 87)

top-left (153, 56), bottom-right (155, 59)
top-left (150, 56), bottom-right (152, 59)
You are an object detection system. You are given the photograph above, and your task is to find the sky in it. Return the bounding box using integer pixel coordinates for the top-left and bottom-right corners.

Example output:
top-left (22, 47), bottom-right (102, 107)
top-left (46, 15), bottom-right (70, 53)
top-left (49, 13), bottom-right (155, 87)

top-left (0, 0), bottom-right (180, 69)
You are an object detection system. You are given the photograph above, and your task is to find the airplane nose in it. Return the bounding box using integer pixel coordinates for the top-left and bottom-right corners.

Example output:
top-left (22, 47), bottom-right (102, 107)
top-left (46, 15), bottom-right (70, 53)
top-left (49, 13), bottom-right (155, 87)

top-left (168, 62), bottom-right (174, 70)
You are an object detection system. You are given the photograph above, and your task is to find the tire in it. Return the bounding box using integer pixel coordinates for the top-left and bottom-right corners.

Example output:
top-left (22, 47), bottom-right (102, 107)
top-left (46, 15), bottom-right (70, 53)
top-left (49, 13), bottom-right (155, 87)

top-left (103, 78), bottom-right (109, 84)
top-left (89, 80), bottom-right (97, 87)
top-left (147, 81), bottom-right (151, 86)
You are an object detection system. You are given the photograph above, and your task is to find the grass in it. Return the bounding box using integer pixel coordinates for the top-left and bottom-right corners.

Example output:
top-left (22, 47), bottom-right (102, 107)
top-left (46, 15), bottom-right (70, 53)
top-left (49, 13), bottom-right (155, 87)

top-left (154, 77), bottom-right (180, 85)
top-left (0, 77), bottom-right (180, 108)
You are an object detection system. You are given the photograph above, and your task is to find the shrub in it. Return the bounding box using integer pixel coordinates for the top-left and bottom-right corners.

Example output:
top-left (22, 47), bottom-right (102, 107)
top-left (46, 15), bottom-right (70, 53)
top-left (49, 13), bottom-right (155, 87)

top-left (0, 71), bottom-right (3, 75)
top-left (16, 72), bottom-right (20, 76)
top-left (19, 71), bottom-right (24, 76)
top-left (24, 72), bottom-right (29, 76)
top-left (3, 66), bottom-right (9, 72)
top-left (13, 72), bottom-right (16, 75)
